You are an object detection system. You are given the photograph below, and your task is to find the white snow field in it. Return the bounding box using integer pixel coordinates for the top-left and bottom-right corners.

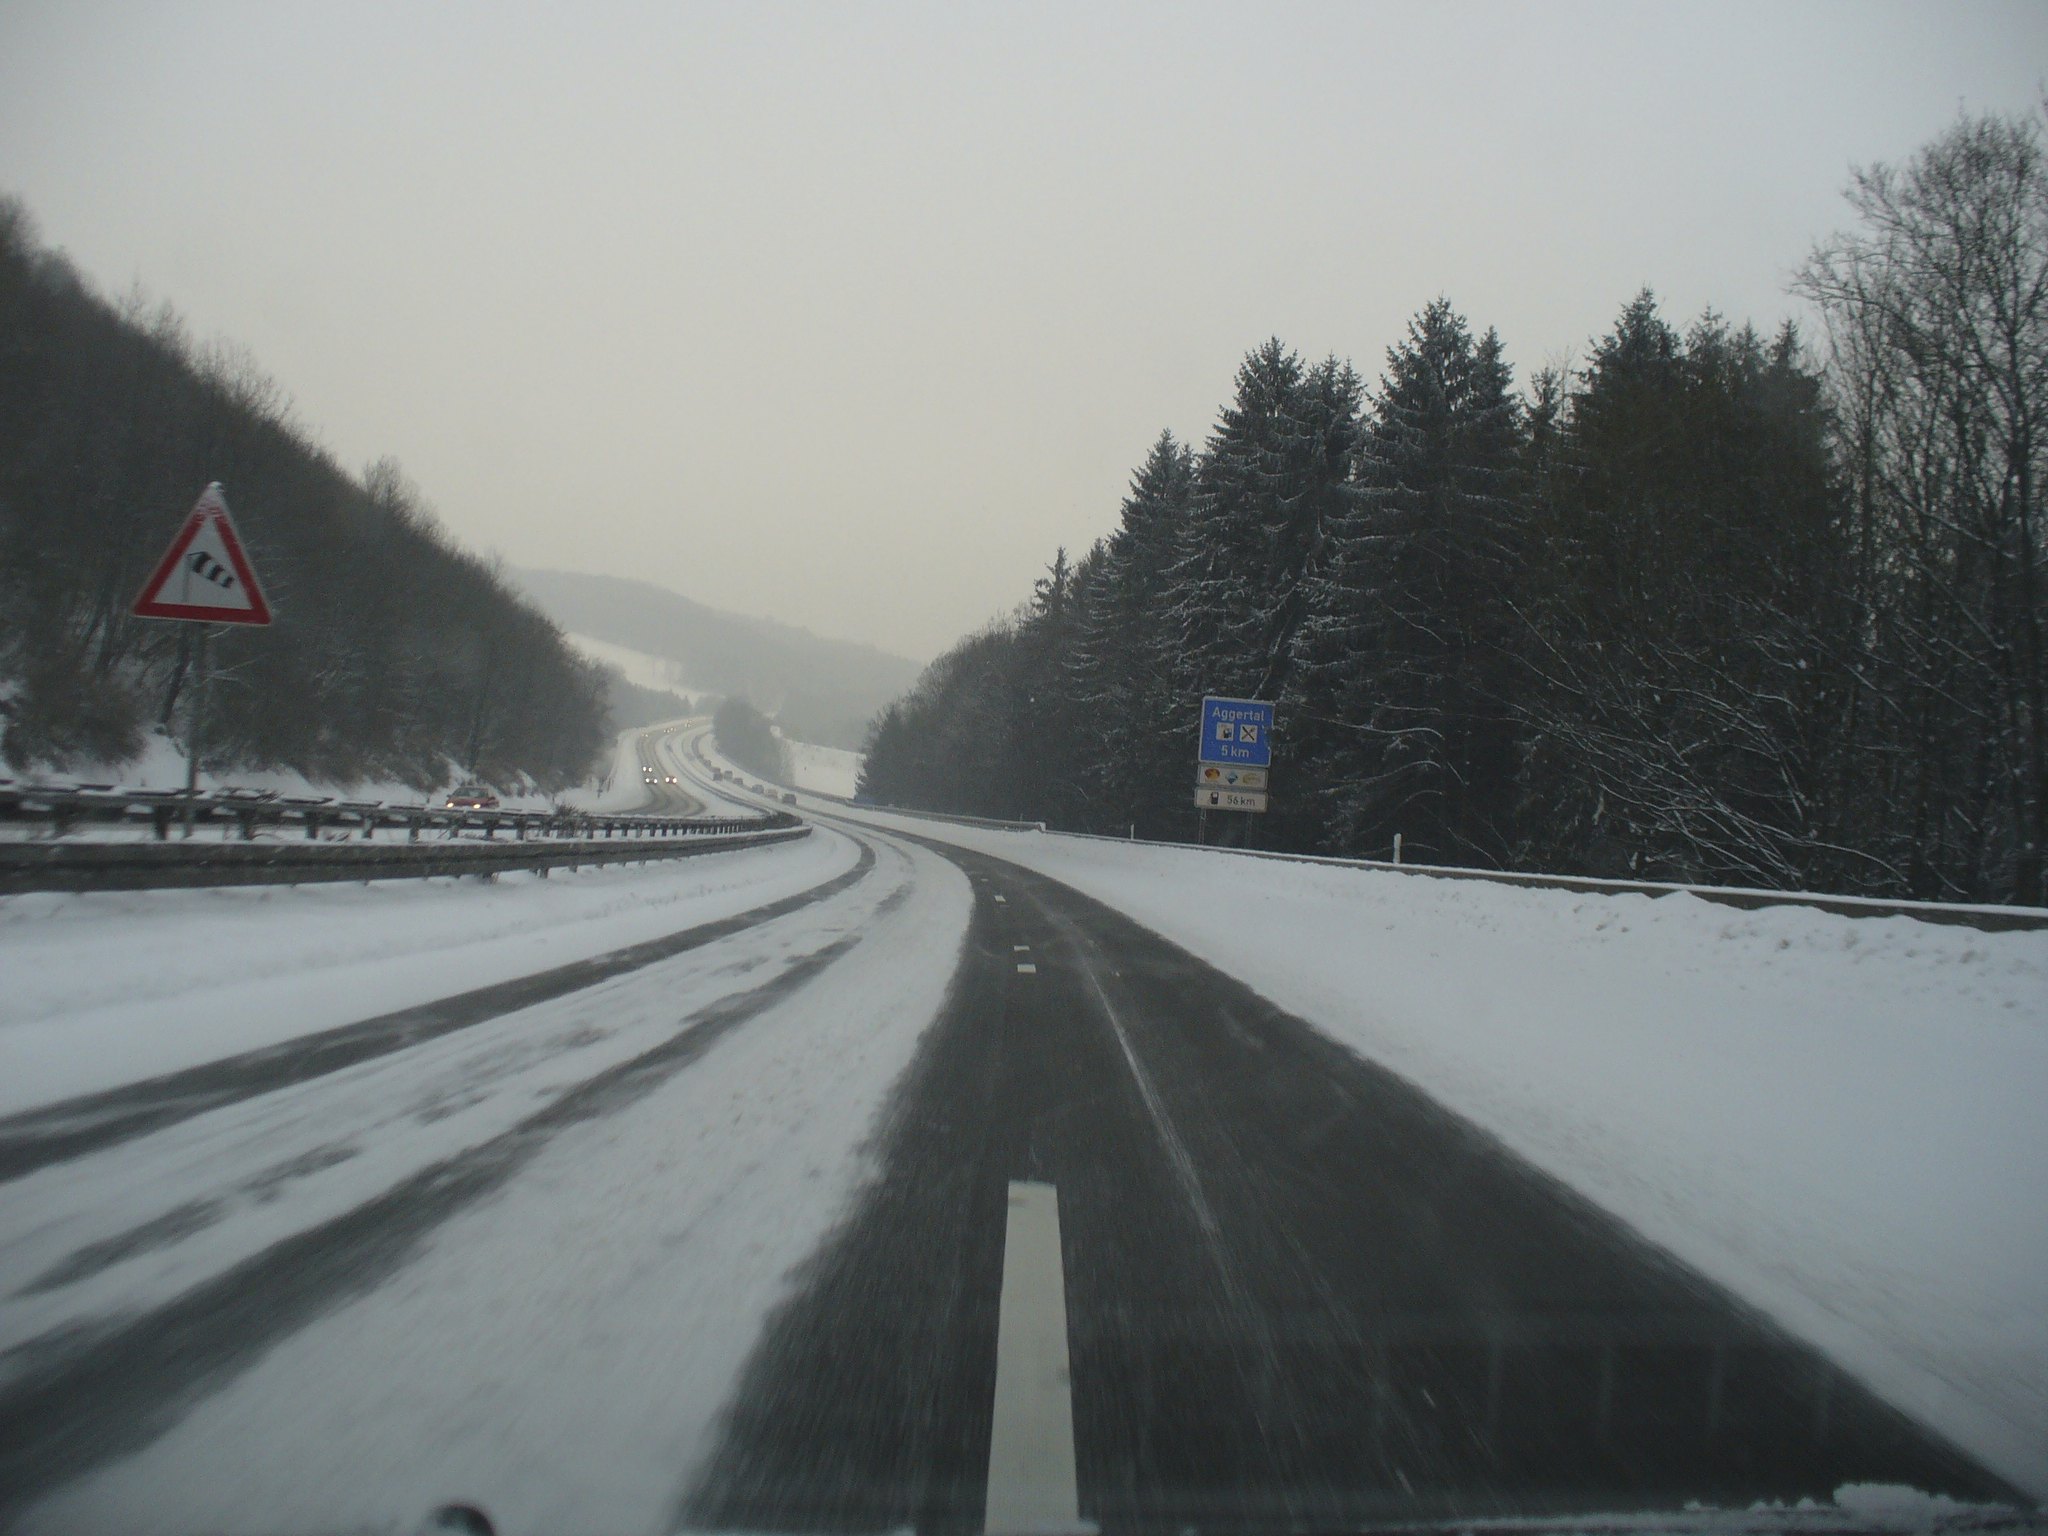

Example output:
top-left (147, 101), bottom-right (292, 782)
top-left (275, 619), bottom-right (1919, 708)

top-left (9, 821), bottom-right (972, 1535)
top-left (818, 803), bottom-right (2048, 1503)
top-left (783, 737), bottom-right (863, 799)
top-left (564, 632), bottom-right (705, 698)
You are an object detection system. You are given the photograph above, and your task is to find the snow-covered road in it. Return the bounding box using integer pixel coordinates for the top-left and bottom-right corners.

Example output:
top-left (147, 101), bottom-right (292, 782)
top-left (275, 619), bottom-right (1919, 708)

top-left (1, 779), bottom-right (974, 1531)
top-left (2, 723), bottom-right (2040, 1532)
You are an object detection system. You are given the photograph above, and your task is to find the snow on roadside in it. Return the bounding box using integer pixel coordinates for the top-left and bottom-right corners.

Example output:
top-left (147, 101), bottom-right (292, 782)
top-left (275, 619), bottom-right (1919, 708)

top-left (0, 825), bottom-right (855, 1116)
top-left (555, 720), bottom-right (695, 814)
top-left (783, 737), bottom-right (863, 799)
top-left (830, 808), bottom-right (2048, 1501)
top-left (1, 725), bottom-right (574, 819)
top-left (22, 828), bottom-right (972, 1536)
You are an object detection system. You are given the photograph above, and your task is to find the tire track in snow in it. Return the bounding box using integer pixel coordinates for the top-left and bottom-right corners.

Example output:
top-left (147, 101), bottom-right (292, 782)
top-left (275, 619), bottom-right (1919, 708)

top-left (0, 917), bottom-right (877, 1520)
top-left (0, 839), bottom-right (875, 1183)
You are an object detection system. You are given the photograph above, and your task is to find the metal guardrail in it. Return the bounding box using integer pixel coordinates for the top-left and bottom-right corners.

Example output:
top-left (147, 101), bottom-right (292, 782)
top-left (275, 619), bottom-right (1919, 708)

top-left (1046, 828), bottom-right (2048, 933)
top-left (0, 777), bottom-right (807, 895)
top-left (0, 821), bottom-right (810, 895)
top-left (0, 778), bottom-right (779, 844)
top-left (827, 797), bottom-right (2048, 934)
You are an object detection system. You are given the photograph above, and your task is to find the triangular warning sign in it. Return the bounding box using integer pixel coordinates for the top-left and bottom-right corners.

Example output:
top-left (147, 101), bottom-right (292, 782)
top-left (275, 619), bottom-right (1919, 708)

top-left (132, 484), bottom-right (272, 624)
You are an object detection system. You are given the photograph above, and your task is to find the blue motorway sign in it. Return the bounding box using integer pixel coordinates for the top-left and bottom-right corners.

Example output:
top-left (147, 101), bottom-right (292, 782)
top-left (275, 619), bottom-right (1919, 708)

top-left (1198, 695), bottom-right (1274, 768)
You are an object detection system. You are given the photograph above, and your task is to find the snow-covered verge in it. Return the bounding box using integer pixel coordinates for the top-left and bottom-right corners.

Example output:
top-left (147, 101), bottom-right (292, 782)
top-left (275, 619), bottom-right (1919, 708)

top-left (0, 826), bottom-right (855, 1116)
top-left (827, 807), bottom-right (2048, 1503)
top-left (782, 736), bottom-right (862, 798)
top-left (3, 728), bottom-right (564, 818)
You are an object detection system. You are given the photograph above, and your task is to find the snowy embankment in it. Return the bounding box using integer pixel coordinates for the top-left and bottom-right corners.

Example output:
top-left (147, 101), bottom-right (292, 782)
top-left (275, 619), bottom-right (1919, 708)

top-left (5, 722), bottom-right (620, 830)
top-left (0, 827), bottom-right (853, 1116)
top-left (784, 738), bottom-right (862, 798)
top-left (1, 730), bottom-right (564, 813)
top-left (831, 807), bottom-right (2048, 1501)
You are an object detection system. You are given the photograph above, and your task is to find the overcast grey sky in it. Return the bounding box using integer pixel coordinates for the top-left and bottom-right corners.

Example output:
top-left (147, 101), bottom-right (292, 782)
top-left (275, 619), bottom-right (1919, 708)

top-left (3, 2), bottom-right (2044, 660)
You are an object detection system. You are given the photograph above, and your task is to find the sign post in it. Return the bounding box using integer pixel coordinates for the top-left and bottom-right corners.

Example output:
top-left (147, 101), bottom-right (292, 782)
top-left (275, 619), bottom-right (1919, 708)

top-left (131, 485), bottom-right (272, 835)
top-left (1195, 695), bottom-right (1275, 836)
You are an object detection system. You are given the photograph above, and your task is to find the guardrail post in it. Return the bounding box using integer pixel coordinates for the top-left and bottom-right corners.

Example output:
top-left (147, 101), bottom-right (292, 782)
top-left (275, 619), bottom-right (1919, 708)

top-left (304, 812), bottom-right (321, 841)
top-left (153, 805), bottom-right (173, 841)
top-left (408, 819), bottom-right (420, 844)
top-left (361, 815), bottom-right (375, 840)
top-left (240, 811), bottom-right (257, 841)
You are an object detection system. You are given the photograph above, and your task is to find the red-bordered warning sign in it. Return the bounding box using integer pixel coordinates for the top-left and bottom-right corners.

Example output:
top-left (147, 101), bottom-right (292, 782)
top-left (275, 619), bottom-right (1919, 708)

top-left (132, 484), bottom-right (273, 624)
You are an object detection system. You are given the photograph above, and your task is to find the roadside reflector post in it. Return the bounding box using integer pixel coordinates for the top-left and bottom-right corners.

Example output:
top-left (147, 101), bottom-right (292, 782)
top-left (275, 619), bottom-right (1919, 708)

top-left (1393, 832), bottom-right (1403, 865)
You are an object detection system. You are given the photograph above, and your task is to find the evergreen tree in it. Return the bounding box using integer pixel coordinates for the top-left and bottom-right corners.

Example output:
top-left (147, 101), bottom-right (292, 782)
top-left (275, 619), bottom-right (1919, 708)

top-left (1302, 300), bottom-right (1528, 862)
top-left (1517, 295), bottom-right (1852, 885)
top-left (1167, 341), bottom-right (1362, 846)
top-left (1069, 432), bottom-right (1197, 836)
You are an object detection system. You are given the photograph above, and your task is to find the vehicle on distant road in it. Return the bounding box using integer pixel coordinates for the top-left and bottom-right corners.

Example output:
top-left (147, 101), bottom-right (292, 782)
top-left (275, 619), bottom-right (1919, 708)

top-left (444, 784), bottom-right (500, 810)
top-left (781, 790), bottom-right (797, 805)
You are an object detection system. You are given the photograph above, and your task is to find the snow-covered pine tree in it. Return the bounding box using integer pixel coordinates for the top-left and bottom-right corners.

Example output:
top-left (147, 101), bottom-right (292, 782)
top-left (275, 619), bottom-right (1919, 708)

top-left (1515, 294), bottom-right (1851, 887)
top-left (1166, 341), bottom-right (1362, 845)
top-left (1068, 431), bottom-right (1196, 836)
top-left (1300, 300), bottom-right (1527, 862)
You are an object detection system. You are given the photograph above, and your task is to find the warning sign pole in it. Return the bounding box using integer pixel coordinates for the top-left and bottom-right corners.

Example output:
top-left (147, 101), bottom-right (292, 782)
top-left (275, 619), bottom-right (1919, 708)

top-left (182, 627), bottom-right (211, 837)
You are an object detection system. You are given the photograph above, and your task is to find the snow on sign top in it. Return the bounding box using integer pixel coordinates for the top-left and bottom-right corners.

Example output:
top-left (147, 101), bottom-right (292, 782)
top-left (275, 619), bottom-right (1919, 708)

top-left (131, 484), bottom-right (272, 625)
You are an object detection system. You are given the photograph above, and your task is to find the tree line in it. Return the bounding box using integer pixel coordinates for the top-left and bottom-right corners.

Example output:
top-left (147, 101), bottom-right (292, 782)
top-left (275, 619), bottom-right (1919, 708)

top-left (0, 198), bottom-right (608, 792)
top-left (861, 108), bottom-right (2048, 906)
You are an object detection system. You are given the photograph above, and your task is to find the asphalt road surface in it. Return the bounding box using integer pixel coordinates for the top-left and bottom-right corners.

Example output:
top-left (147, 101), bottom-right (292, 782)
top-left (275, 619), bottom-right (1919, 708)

top-left (682, 832), bottom-right (2021, 1532)
top-left (0, 742), bottom-right (2024, 1530)
top-left (634, 725), bottom-right (707, 815)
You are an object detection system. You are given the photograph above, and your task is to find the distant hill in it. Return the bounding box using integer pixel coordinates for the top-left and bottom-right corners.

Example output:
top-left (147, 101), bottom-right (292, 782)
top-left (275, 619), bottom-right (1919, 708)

top-left (514, 569), bottom-right (921, 750)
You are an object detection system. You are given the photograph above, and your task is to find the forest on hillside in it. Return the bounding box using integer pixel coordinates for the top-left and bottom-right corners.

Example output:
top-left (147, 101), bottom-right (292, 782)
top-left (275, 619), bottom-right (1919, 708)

top-left (0, 199), bottom-right (607, 791)
top-left (861, 108), bottom-right (2048, 906)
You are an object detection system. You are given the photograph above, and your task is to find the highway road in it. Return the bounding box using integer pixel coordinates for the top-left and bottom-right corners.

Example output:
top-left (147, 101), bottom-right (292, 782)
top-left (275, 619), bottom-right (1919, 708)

top-left (0, 725), bottom-right (2024, 1532)
top-left (634, 723), bottom-right (707, 816)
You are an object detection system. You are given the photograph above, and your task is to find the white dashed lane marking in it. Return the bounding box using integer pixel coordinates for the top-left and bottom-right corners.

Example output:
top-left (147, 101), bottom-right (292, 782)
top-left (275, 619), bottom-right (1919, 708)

top-left (984, 1181), bottom-right (1082, 1535)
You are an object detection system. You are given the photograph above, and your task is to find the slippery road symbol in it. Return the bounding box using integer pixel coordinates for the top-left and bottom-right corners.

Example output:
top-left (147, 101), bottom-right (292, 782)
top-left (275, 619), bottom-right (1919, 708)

top-left (131, 483), bottom-right (272, 625)
top-left (185, 550), bottom-right (238, 592)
